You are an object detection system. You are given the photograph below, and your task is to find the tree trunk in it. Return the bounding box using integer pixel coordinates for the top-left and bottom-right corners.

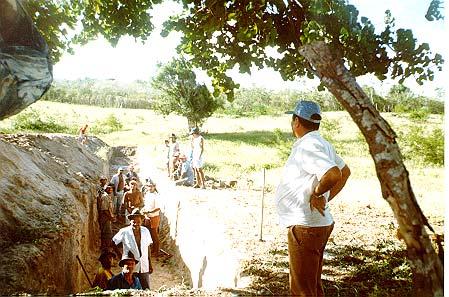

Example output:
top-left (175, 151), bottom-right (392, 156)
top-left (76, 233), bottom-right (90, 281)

top-left (299, 41), bottom-right (443, 297)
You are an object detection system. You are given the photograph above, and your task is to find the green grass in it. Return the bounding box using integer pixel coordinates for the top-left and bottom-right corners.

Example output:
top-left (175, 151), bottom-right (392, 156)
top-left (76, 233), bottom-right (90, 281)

top-left (0, 101), bottom-right (443, 190)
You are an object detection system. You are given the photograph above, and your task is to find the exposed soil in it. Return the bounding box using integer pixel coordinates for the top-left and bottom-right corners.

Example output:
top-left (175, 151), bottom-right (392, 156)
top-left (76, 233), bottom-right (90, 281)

top-left (107, 145), bottom-right (444, 296)
top-left (106, 146), bottom-right (185, 292)
top-left (1, 134), bottom-right (442, 296)
top-left (0, 134), bottom-right (104, 295)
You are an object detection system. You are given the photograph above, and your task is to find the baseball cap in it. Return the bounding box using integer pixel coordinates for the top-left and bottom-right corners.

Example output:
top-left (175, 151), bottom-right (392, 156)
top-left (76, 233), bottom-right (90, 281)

top-left (286, 100), bottom-right (321, 123)
top-left (189, 127), bottom-right (199, 135)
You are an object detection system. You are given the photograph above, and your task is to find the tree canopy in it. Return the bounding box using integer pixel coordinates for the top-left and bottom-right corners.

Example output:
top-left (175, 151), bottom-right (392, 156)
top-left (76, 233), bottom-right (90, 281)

top-left (161, 0), bottom-right (443, 99)
top-left (24, 0), bottom-right (163, 62)
top-left (27, 1), bottom-right (443, 99)
top-left (151, 58), bottom-right (222, 128)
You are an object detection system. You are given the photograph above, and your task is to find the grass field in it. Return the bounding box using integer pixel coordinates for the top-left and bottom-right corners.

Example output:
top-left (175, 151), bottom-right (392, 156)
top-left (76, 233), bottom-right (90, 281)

top-left (0, 100), bottom-right (443, 219)
top-left (0, 101), bottom-right (443, 190)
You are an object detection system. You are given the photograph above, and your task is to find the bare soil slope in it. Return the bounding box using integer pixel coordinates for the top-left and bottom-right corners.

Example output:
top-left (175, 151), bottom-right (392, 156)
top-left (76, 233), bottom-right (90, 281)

top-left (0, 134), bottom-right (107, 294)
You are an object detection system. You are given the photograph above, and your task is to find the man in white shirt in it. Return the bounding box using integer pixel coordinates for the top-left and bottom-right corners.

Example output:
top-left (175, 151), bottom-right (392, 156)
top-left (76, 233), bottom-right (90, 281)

top-left (168, 134), bottom-right (180, 178)
top-left (112, 208), bottom-right (153, 289)
top-left (141, 182), bottom-right (161, 257)
top-left (275, 100), bottom-right (351, 297)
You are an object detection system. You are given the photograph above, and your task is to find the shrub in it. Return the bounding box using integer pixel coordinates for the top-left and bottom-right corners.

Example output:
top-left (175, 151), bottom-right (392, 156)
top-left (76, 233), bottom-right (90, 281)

top-left (273, 128), bottom-right (293, 161)
top-left (11, 109), bottom-right (72, 133)
top-left (408, 109), bottom-right (429, 121)
top-left (425, 99), bottom-right (444, 114)
top-left (320, 119), bottom-right (341, 141)
top-left (400, 126), bottom-right (444, 166)
top-left (90, 114), bottom-right (123, 134)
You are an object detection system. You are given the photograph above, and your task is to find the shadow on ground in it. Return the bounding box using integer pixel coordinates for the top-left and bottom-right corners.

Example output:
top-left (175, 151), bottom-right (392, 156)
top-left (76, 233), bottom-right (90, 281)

top-left (207, 130), bottom-right (292, 147)
top-left (236, 243), bottom-right (412, 296)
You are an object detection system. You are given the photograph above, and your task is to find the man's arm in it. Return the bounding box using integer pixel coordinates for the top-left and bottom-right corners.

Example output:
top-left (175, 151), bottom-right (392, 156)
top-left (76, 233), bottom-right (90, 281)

top-left (310, 165), bottom-right (350, 215)
top-left (122, 193), bottom-right (129, 212)
top-left (148, 246), bottom-right (153, 274)
top-left (313, 166), bottom-right (343, 197)
top-left (200, 137), bottom-right (204, 157)
top-left (107, 196), bottom-right (115, 219)
top-left (328, 165), bottom-right (350, 201)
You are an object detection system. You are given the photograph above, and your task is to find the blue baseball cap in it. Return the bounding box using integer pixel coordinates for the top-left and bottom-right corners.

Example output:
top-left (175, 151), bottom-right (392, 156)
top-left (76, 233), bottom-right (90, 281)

top-left (189, 127), bottom-right (200, 135)
top-left (286, 100), bottom-right (322, 123)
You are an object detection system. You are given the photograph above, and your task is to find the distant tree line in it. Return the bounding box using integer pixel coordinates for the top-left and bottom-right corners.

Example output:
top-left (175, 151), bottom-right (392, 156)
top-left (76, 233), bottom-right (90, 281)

top-left (42, 79), bottom-right (152, 109)
top-left (42, 79), bottom-right (444, 116)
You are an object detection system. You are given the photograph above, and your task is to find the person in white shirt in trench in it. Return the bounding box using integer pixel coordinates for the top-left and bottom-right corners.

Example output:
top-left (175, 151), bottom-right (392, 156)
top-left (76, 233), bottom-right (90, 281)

top-left (112, 208), bottom-right (153, 289)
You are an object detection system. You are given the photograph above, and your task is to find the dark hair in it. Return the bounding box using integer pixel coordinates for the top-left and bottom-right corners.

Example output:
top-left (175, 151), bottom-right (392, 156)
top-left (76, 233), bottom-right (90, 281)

top-left (293, 114), bottom-right (320, 130)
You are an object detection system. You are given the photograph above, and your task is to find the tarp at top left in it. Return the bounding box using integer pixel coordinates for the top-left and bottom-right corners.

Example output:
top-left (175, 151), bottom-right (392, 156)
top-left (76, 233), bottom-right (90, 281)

top-left (0, 0), bottom-right (53, 120)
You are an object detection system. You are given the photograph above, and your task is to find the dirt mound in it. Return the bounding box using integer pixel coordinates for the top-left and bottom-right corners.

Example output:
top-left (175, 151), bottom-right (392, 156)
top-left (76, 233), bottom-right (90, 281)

top-left (0, 134), bottom-right (109, 294)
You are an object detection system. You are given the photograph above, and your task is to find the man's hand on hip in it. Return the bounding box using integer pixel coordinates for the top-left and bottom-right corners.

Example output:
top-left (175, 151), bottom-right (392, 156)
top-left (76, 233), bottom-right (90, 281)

top-left (310, 193), bottom-right (326, 216)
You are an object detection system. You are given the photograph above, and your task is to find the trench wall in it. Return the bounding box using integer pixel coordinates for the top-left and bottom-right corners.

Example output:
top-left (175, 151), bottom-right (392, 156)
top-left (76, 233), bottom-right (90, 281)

top-left (136, 147), bottom-right (241, 290)
top-left (0, 134), bottom-right (110, 294)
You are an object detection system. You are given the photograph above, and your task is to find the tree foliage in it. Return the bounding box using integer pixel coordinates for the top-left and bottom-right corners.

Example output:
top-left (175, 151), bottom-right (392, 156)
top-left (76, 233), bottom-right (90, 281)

top-left (24, 0), bottom-right (163, 62)
top-left (43, 79), bottom-right (152, 109)
top-left (151, 58), bottom-right (222, 128)
top-left (25, 1), bottom-right (443, 94)
top-left (160, 1), bottom-right (443, 99)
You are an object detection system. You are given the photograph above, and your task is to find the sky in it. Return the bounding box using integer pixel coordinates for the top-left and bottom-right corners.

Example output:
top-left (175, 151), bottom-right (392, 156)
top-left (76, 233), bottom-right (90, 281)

top-left (53, 0), bottom-right (447, 97)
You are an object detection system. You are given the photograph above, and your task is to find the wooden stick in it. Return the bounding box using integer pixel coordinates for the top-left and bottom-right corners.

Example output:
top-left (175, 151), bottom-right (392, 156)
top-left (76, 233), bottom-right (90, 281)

top-left (76, 255), bottom-right (93, 287)
top-left (259, 168), bottom-right (266, 242)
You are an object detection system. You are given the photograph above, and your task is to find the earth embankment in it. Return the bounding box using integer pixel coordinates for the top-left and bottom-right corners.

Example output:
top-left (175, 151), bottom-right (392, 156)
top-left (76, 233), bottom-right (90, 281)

top-left (0, 134), bottom-right (109, 294)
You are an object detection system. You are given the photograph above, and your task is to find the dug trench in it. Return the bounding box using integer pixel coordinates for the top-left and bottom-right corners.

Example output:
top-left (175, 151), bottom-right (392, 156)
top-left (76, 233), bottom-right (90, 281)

top-left (0, 134), bottom-right (252, 295)
top-left (2, 133), bottom-right (438, 296)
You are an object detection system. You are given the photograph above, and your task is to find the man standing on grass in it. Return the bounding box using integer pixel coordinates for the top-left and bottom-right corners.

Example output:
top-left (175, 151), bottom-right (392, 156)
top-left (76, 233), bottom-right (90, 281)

top-left (275, 100), bottom-right (350, 296)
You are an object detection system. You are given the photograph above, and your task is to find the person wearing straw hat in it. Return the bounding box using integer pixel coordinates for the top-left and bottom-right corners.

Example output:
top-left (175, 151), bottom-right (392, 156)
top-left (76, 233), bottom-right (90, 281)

top-left (107, 251), bottom-right (142, 290)
top-left (92, 249), bottom-right (116, 290)
top-left (275, 100), bottom-right (351, 296)
top-left (112, 208), bottom-right (153, 289)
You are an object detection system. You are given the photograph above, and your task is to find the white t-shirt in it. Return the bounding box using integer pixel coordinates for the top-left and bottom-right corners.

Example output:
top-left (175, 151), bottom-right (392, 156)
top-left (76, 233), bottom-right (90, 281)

top-left (275, 131), bottom-right (346, 228)
top-left (142, 192), bottom-right (160, 217)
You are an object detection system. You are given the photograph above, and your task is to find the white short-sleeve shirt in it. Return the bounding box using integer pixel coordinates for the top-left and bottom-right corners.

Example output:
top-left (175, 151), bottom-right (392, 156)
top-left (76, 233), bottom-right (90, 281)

top-left (275, 131), bottom-right (346, 228)
top-left (112, 226), bottom-right (153, 273)
top-left (142, 192), bottom-right (160, 217)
